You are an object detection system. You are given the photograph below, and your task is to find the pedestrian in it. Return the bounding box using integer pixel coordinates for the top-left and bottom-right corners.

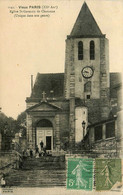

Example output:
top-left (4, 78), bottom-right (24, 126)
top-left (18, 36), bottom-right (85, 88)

top-left (35, 145), bottom-right (39, 154)
top-left (40, 140), bottom-right (44, 151)
top-left (35, 152), bottom-right (39, 158)
top-left (22, 149), bottom-right (26, 160)
top-left (43, 147), bottom-right (47, 156)
top-left (30, 149), bottom-right (33, 158)
top-left (39, 151), bottom-right (41, 157)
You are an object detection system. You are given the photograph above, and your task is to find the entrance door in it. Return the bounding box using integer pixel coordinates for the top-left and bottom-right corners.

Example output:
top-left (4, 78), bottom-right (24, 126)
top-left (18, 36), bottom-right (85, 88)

top-left (36, 127), bottom-right (53, 151)
top-left (46, 136), bottom-right (51, 150)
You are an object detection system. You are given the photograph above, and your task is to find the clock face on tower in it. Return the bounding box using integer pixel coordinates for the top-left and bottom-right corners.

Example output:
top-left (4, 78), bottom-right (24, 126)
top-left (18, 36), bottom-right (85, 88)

top-left (81, 66), bottom-right (94, 79)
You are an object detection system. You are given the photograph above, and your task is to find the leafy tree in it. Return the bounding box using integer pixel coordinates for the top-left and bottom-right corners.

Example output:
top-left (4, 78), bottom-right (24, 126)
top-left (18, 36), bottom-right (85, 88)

top-left (16, 111), bottom-right (26, 137)
top-left (0, 112), bottom-right (17, 150)
top-left (0, 111), bottom-right (27, 150)
top-left (0, 113), bottom-right (17, 136)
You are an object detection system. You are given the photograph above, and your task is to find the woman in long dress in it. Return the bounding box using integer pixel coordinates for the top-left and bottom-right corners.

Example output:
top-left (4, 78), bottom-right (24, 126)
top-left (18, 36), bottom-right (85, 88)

top-left (72, 160), bottom-right (89, 188)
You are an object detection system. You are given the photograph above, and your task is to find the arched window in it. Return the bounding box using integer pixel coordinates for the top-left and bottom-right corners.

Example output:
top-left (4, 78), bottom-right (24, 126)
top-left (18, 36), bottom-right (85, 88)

top-left (90, 41), bottom-right (95, 60)
top-left (78, 41), bottom-right (83, 60)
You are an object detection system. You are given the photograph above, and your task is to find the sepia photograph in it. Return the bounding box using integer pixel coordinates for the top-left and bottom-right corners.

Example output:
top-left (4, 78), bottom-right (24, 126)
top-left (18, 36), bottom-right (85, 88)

top-left (0, 0), bottom-right (123, 194)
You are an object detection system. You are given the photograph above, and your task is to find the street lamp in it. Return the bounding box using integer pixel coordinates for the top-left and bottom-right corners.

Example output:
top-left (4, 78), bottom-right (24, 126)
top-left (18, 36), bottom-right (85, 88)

top-left (82, 121), bottom-right (86, 139)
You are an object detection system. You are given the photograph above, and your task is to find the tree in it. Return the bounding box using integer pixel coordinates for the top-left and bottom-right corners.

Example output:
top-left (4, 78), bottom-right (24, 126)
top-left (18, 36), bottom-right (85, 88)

top-left (0, 111), bottom-right (27, 150)
top-left (16, 111), bottom-right (26, 137)
top-left (0, 112), bottom-right (17, 150)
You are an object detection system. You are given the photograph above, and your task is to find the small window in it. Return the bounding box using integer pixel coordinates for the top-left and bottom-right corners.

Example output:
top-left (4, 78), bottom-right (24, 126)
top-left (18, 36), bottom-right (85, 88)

top-left (106, 121), bottom-right (115, 138)
top-left (84, 81), bottom-right (91, 92)
top-left (90, 41), bottom-right (95, 60)
top-left (78, 41), bottom-right (83, 60)
top-left (95, 125), bottom-right (103, 141)
top-left (87, 95), bottom-right (90, 99)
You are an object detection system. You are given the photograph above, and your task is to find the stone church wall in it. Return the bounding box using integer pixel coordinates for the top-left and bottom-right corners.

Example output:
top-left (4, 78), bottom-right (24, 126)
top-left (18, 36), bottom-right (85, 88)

top-left (75, 99), bottom-right (110, 124)
top-left (84, 117), bottom-right (123, 157)
top-left (91, 138), bottom-right (117, 158)
top-left (59, 113), bottom-right (69, 149)
top-left (64, 38), bottom-right (74, 99)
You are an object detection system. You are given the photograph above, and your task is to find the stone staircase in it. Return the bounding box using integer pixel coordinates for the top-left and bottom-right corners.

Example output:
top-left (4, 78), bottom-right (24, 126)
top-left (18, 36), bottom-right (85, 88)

top-left (22, 156), bottom-right (65, 170)
top-left (5, 156), bottom-right (66, 187)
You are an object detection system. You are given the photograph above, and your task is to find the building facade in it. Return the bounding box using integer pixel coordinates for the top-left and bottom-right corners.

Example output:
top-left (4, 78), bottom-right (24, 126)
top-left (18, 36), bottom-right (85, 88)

top-left (26, 2), bottom-right (122, 152)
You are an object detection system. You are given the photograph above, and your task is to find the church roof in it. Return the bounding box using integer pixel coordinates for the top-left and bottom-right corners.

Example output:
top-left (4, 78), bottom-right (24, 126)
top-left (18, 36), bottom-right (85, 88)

top-left (69, 2), bottom-right (104, 38)
top-left (30, 72), bottom-right (121, 99)
top-left (31, 73), bottom-right (64, 99)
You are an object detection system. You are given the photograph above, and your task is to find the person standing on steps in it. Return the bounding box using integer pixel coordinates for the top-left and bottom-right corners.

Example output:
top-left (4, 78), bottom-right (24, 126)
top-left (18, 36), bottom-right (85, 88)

top-left (40, 140), bottom-right (44, 151)
top-left (30, 149), bottom-right (33, 158)
top-left (35, 145), bottom-right (39, 154)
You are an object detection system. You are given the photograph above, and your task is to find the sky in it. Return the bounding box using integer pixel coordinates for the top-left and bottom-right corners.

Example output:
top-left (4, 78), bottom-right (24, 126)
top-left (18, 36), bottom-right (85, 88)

top-left (0, 0), bottom-right (123, 119)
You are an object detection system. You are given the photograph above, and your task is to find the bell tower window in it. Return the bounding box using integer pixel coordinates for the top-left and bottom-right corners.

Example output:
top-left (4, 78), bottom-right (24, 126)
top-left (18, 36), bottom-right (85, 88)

top-left (84, 81), bottom-right (91, 99)
top-left (78, 41), bottom-right (83, 60)
top-left (90, 41), bottom-right (95, 60)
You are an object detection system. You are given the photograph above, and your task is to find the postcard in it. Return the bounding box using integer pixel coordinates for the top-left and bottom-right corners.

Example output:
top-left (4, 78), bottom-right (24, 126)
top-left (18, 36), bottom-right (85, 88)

top-left (0, 0), bottom-right (123, 194)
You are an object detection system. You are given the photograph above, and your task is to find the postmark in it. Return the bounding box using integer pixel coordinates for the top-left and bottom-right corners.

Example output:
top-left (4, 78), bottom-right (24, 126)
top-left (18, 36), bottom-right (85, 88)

top-left (67, 158), bottom-right (93, 190)
top-left (95, 159), bottom-right (122, 191)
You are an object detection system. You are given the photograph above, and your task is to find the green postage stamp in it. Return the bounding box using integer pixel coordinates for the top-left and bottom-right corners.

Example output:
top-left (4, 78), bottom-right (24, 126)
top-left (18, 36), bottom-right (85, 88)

top-left (67, 158), bottom-right (93, 190)
top-left (95, 159), bottom-right (122, 191)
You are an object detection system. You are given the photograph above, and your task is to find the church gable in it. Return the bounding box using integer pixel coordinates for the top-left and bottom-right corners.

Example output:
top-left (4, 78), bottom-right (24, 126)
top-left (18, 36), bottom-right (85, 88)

top-left (26, 102), bottom-right (62, 112)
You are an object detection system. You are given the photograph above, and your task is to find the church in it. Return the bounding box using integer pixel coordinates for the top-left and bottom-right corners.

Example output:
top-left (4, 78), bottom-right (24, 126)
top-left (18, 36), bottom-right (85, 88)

top-left (26, 2), bottom-right (121, 152)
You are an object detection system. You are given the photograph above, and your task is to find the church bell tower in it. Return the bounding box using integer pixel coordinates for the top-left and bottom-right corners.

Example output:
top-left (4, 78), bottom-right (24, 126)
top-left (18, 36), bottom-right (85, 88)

top-left (64, 2), bottom-right (109, 101)
top-left (64, 2), bottom-right (110, 145)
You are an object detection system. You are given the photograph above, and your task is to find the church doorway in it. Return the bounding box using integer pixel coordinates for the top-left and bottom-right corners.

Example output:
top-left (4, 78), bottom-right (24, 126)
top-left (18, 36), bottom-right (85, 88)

top-left (36, 119), bottom-right (53, 151)
top-left (46, 136), bottom-right (51, 150)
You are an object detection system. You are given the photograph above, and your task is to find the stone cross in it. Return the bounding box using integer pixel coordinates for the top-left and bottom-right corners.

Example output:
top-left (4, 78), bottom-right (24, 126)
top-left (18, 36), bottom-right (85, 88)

top-left (42, 91), bottom-right (46, 101)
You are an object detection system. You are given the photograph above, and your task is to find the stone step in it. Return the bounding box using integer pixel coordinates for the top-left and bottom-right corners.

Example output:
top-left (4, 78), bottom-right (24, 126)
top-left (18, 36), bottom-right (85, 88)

top-left (22, 156), bottom-right (65, 170)
top-left (22, 165), bottom-right (65, 169)
top-left (7, 183), bottom-right (66, 187)
top-left (5, 156), bottom-right (66, 187)
top-left (23, 161), bottom-right (65, 165)
top-left (5, 169), bottom-right (66, 187)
